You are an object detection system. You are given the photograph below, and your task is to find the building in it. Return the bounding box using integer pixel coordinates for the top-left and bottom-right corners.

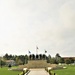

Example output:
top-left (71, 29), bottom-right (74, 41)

top-left (6, 60), bottom-right (16, 66)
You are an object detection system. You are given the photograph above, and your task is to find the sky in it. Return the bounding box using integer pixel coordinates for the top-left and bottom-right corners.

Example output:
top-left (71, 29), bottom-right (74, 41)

top-left (0, 0), bottom-right (75, 57)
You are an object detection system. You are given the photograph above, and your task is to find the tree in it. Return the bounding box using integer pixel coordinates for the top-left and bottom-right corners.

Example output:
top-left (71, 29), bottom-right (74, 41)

top-left (18, 59), bottom-right (23, 65)
top-left (69, 58), bottom-right (74, 63)
top-left (60, 58), bottom-right (65, 63)
top-left (3, 54), bottom-right (13, 60)
top-left (50, 58), bottom-right (56, 64)
top-left (32, 54), bottom-right (35, 60)
top-left (25, 55), bottom-right (28, 64)
top-left (55, 53), bottom-right (62, 64)
top-left (3, 53), bottom-right (9, 60)
top-left (19, 55), bottom-right (25, 65)
top-left (9, 54), bottom-right (13, 60)
top-left (0, 60), bottom-right (6, 68)
top-left (43, 54), bottom-right (46, 60)
top-left (39, 54), bottom-right (43, 60)
top-left (65, 59), bottom-right (71, 64)
top-left (47, 55), bottom-right (51, 63)
top-left (0, 60), bottom-right (3, 68)
top-left (36, 54), bottom-right (39, 60)
top-left (15, 56), bottom-right (23, 65)
top-left (29, 55), bottom-right (32, 60)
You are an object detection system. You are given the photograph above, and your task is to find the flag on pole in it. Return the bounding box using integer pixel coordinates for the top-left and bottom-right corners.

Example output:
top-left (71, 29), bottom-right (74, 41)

top-left (45, 50), bottom-right (47, 53)
top-left (28, 51), bottom-right (31, 54)
top-left (36, 46), bottom-right (38, 55)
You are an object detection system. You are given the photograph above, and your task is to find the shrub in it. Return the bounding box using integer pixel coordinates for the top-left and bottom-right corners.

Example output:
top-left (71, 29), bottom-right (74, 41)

top-left (19, 69), bottom-right (29, 75)
top-left (49, 70), bottom-right (57, 75)
top-left (8, 64), bottom-right (12, 68)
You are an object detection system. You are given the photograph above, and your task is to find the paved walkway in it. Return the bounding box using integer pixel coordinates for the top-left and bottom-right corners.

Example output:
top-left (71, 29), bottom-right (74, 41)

top-left (28, 69), bottom-right (49, 75)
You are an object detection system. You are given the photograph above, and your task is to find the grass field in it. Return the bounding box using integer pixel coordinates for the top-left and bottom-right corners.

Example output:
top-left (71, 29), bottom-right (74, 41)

top-left (53, 65), bottom-right (75, 75)
top-left (0, 65), bottom-right (75, 75)
top-left (0, 67), bottom-right (21, 75)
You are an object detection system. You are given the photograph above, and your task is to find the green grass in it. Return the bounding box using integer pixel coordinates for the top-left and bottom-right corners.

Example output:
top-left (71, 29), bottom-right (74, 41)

top-left (0, 67), bottom-right (21, 75)
top-left (53, 65), bottom-right (75, 75)
top-left (1, 65), bottom-right (75, 75)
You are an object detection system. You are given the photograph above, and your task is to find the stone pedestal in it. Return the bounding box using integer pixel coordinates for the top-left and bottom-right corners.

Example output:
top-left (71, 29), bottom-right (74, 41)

top-left (25, 60), bottom-right (48, 68)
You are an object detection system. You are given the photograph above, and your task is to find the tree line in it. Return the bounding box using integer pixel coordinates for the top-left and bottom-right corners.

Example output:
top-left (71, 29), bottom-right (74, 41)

top-left (0, 53), bottom-right (75, 67)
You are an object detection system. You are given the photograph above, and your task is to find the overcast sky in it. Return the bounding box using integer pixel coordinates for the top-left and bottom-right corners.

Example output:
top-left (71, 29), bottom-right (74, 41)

top-left (0, 0), bottom-right (75, 57)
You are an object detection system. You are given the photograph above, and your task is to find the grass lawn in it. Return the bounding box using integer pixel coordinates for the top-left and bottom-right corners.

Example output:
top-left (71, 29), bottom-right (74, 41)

top-left (53, 65), bottom-right (75, 75)
top-left (0, 67), bottom-right (21, 75)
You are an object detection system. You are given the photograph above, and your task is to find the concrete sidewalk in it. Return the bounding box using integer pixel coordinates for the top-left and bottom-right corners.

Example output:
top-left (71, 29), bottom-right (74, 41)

top-left (28, 69), bottom-right (49, 75)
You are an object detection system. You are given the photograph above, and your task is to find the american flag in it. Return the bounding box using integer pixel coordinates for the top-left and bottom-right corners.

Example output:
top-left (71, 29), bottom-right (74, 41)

top-left (28, 51), bottom-right (31, 54)
top-left (45, 50), bottom-right (47, 53)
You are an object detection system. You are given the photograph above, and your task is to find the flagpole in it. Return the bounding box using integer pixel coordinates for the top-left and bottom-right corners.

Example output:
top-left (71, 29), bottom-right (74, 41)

top-left (36, 46), bottom-right (38, 55)
top-left (28, 50), bottom-right (31, 55)
top-left (45, 50), bottom-right (47, 60)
